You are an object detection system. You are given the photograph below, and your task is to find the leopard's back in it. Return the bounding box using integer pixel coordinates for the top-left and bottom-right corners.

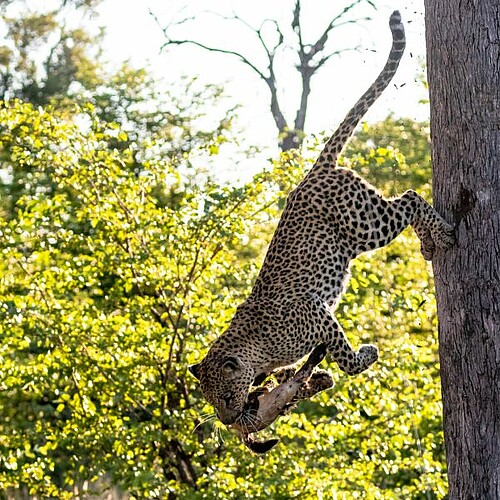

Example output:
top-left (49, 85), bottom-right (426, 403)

top-left (251, 11), bottom-right (406, 306)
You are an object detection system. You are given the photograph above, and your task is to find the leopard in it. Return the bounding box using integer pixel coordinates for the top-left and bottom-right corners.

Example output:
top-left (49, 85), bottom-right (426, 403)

top-left (189, 10), bottom-right (455, 426)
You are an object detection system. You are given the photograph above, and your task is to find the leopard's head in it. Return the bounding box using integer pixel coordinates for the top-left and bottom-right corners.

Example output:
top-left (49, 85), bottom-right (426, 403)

top-left (189, 350), bottom-right (254, 425)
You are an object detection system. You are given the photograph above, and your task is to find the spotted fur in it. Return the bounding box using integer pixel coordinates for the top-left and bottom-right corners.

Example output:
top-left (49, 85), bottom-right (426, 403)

top-left (189, 11), bottom-right (455, 426)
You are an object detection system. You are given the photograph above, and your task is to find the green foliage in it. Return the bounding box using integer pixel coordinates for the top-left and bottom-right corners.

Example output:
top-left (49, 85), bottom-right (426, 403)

top-left (0, 104), bottom-right (446, 499)
top-left (0, 100), bottom-right (292, 498)
top-left (342, 116), bottom-right (432, 196)
top-left (0, 2), bottom-right (235, 220)
top-left (0, 1), bottom-right (103, 105)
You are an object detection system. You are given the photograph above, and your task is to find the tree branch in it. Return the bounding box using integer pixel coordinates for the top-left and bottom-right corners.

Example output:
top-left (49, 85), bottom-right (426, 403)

top-left (214, 13), bottom-right (284, 60)
top-left (161, 38), bottom-right (267, 81)
top-left (153, 9), bottom-right (269, 81)
top-left (309, 0), bottom-right (368, 57)
top-left (314, 46), bottom-right (361, 71)
top-left (151, 1), bottom-right (373, 150)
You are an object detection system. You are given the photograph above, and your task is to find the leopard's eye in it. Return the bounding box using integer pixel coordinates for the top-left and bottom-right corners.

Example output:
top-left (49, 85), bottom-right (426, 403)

top-left (223, 392), bottom-right (233, 405)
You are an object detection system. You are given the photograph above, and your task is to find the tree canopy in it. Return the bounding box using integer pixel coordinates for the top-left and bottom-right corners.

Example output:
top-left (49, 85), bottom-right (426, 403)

top-left (0, 99), bottom-right (448, 498)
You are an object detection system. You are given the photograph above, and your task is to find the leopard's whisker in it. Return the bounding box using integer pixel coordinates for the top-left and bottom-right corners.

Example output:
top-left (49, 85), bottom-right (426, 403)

top-left (216, 424), bottom-right (225, 444)
top-left (241, 410), bottom-right (259, 433)
top-left (192, 413), bottom-right (216, 433)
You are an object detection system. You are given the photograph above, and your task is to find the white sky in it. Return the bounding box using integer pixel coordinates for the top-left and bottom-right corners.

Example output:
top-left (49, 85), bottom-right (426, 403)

top-left (97, 0), bottom-right (429, 180)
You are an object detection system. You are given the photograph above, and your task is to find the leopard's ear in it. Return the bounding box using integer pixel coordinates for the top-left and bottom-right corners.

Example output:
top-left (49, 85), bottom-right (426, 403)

top-left (189, 363), bottom-right (201, 380)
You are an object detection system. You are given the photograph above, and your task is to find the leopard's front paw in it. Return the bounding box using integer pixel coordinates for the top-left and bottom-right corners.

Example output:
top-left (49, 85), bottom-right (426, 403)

top-left (357, 344), bottom-right (379, 370)
top-left (307, 370), bottom-right (334, 394)
top-left (336, 344), bottom-right (379, 376)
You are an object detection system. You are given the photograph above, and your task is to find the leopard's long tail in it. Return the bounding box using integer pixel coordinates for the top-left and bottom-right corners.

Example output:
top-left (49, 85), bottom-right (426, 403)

top-left (313, 10), bottom-right (405, 169)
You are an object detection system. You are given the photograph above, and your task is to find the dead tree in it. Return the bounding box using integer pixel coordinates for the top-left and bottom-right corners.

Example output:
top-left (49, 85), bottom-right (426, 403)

top-left (155, 0), bottom-right (373, 151)
top-left (425, 0), bottom-right (500, 498)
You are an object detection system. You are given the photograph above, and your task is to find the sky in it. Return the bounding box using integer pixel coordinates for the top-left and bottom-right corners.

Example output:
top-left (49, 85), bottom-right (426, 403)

top-left (96, 0), bottom-right (429, 179)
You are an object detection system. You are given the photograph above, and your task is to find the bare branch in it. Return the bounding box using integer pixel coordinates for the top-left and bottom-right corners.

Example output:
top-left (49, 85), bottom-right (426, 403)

top-left (292, 0), bottom-right (300, 35)
top-left (309, 0), bottom-right (369, 58)
top-left (259, 19), bottom-right (284, 56)
top-left (150, 1), bottom-right (373, 150)
top-left (174, 10), bottom-right (289, 136)
top-left (211, 12), bottom-right (285, 56)
top-left (161, 37), bottom-right (267, 81)
top-left (314, 46), bottom-right (361, 71)
top-left (210, 12), bottom-right (285, 71)
top-left (153, 9), bottom-right (272, 81)
top-left (330, 17), bottom-right (372, 31)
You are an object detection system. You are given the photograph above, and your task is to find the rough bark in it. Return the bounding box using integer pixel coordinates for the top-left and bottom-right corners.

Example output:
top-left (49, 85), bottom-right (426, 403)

top-left (424, 1), bottom-right (500, 498)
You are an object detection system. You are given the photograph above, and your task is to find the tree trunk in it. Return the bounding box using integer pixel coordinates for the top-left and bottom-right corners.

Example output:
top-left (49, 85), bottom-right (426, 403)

top-left (424, 1), bottom-right (500, 498)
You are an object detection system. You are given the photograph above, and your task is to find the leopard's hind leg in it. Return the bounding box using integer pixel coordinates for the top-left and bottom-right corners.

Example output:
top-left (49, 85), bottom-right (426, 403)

top-left (356, 189), bottom-right (455, 259)
top-left (411, 218), bottom-right (435, 261)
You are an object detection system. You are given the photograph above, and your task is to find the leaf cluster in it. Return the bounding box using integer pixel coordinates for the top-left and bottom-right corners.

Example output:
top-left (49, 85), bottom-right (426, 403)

top-left (0, 100), bottom-right (299, 498)
top-left (0, 103), bottom-right (447, 499)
